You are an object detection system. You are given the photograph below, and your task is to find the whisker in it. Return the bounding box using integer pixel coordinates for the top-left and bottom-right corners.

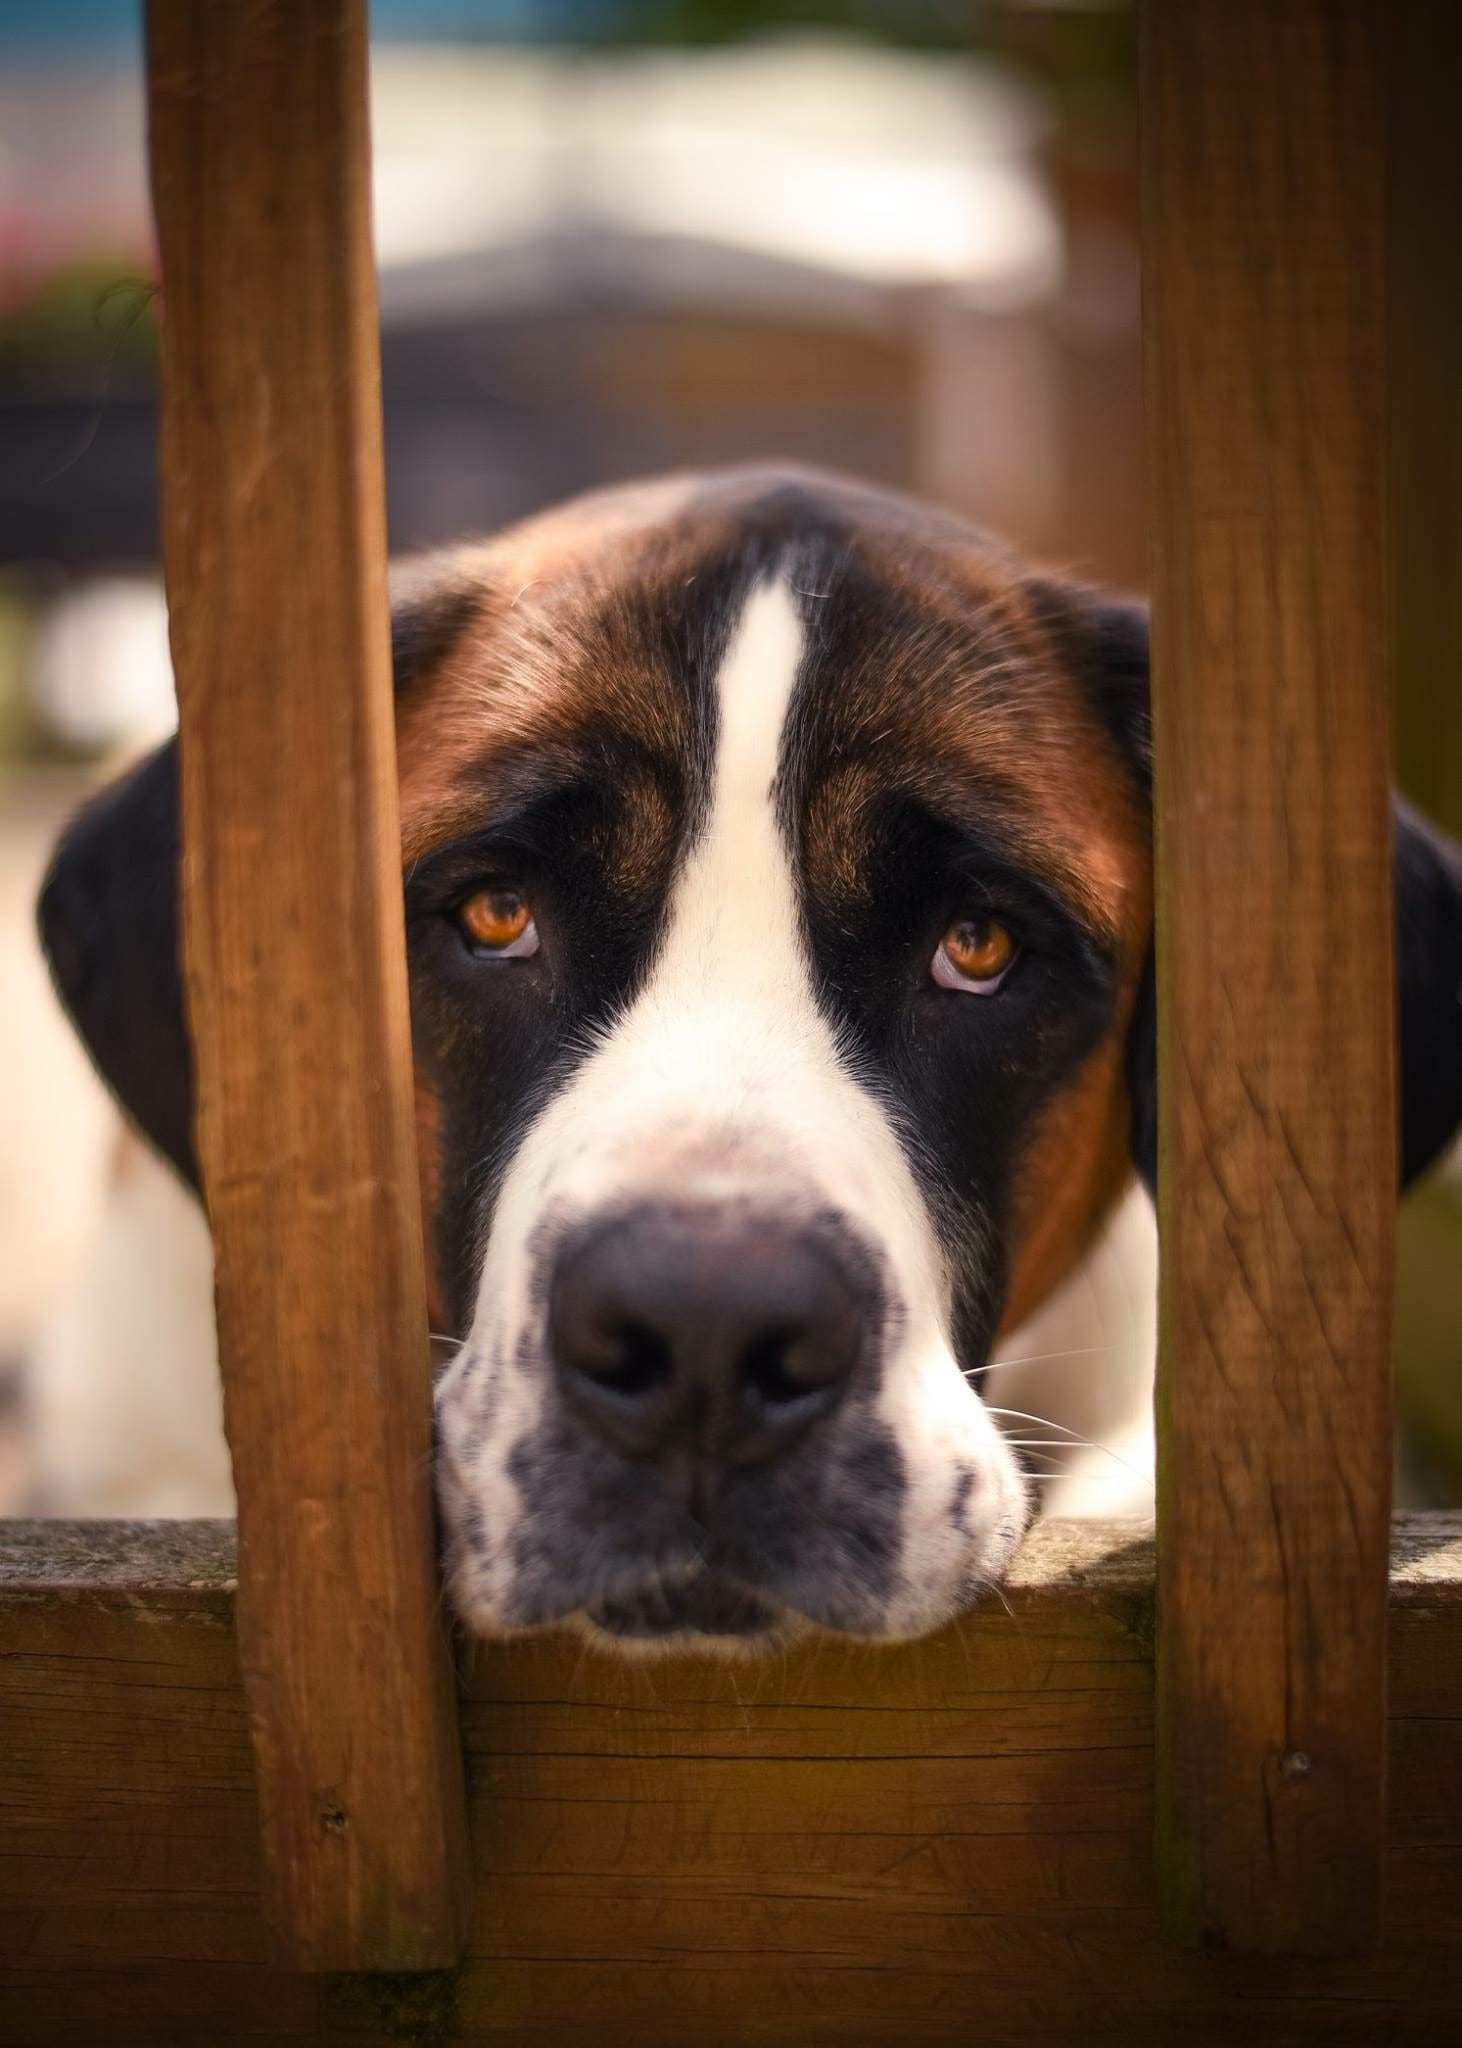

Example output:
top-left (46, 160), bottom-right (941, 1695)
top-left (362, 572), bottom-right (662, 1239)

top-left (983, 1405), bottom-right (1093, 1439)
top-left (964, 1345), bottom-right (1113, 1379)
top-left (970, 1574), bottom-right (1015, 1619)
top-left (981, 1403), bottom-right (1139, 1475)
top-left (1006, 1438), bottom-right (1138, 1473)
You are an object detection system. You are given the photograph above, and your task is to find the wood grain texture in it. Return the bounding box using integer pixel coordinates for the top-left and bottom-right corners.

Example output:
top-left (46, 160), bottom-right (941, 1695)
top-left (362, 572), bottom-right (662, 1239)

top-left (3, 1519), bottom-right (1462, 2045)
top-left (1140, 0), bottom-right (1395, 1954)
top-left (145, 0), bottom-right (469, 1969)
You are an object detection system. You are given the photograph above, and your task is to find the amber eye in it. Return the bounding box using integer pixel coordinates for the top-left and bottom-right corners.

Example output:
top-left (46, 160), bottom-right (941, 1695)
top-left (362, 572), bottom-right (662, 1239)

top-left (456, 887), bottom-right (539, 958)
top-left (932, 914), bottom-right (1018, 994)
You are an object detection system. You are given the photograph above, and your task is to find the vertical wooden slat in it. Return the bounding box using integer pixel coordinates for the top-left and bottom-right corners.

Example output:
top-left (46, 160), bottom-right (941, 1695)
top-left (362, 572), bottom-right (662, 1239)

top-left (1141, 0), bottom-right (1394, 1955)
top-left (146, 0), bottom-right (470, 1970)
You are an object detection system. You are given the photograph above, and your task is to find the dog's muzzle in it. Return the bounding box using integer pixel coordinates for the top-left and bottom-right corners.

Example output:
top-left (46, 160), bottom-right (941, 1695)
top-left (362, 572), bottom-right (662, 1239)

top-left (518, 1196), bottom-right (893, 1644)
top-left (437, 1159), bottom-right (1031, 1648)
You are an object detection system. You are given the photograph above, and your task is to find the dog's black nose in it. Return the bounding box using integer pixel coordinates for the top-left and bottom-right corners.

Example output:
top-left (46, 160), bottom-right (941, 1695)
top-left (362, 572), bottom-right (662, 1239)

top-left (547, 1204), bottom-right (863, 1474)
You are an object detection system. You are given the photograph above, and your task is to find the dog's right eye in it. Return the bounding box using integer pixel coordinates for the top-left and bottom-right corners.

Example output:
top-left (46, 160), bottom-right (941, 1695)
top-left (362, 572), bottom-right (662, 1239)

top-left (455, 887), bottom-right (540, 958)
top-left (932, 914), bottom-right (1018, 994)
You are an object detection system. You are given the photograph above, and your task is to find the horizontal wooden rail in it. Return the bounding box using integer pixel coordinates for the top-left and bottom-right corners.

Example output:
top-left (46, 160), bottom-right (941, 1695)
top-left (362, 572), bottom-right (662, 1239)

top-left (3, 1517), bottom-right (1461, 2045)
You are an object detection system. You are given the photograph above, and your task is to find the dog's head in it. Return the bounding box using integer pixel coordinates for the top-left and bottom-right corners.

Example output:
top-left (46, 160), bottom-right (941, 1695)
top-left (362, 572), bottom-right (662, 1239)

top-left (39, 467), bottom-right (1462, 1651)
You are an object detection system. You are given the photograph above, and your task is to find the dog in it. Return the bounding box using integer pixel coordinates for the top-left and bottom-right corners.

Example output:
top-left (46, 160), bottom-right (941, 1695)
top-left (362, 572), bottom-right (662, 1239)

top-left (38, 467), bottom-right (1462, 1649)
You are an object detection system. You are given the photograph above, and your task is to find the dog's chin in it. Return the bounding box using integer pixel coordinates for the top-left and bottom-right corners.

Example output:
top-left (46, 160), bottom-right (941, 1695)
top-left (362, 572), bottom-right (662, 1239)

top-left (575, 1571), bottom-right (800, 1659)
top-left (457, 1574), bottom-right (1018, 1659)
top-left (586, 1570), bottom-right (778, 1639)
top-left (463, 1561), bottom-right (1015, 1661)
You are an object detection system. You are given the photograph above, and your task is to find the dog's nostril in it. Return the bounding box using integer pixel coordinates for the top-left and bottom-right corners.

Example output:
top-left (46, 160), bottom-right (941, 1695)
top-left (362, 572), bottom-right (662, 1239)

top-left (742, 1325), bottom-right (831, 1407)
top-left (588, 1319), bottom-right (673, 1401)
top-left (742, 1328), bottom-right (799, 1407)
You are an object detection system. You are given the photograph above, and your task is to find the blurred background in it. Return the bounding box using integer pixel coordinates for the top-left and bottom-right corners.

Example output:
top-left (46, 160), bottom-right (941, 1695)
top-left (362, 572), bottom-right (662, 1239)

top-left (0, 0), bottom-right (1456, 1512)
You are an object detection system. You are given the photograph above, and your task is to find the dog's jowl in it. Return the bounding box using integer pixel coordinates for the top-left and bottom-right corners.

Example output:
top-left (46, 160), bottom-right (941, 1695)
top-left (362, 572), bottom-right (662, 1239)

top-left (39, 467), bottom-right (1462, 1651)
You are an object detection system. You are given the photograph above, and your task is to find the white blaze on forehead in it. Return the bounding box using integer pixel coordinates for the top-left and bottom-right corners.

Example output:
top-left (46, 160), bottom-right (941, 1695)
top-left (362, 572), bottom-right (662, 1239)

top-left (657, 572), bottom-right (809, 1011)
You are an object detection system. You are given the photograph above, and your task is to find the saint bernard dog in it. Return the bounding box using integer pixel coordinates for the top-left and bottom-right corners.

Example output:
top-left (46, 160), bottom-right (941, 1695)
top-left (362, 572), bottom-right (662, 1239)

top-left (38, 468), bottom-right (1462, 1649)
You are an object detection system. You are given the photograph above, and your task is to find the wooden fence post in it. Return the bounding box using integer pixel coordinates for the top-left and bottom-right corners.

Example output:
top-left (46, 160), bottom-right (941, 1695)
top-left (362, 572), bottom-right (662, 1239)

top-left (1141, 0), bottom-right (1394, 1954)
top-left (146, 0), bottom-right (471, 1970)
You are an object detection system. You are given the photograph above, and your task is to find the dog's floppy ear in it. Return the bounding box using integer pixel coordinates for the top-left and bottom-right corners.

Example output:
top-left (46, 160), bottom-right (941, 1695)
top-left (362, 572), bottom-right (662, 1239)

top-left (1031, 579), bottom-right (1462, 1196)
top-left (39, 738), bottom-right (196, 1186)
top-left (1392, 797), bottom-right (1462, 1183)
top-left (37, 559), bottom-right (486, 1191)
top-left (1124, 804), bottom-right (1462, 1196)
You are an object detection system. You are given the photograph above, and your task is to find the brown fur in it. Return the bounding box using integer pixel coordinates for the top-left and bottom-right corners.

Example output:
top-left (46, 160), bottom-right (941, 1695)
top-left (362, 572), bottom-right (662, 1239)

top-left (396, 477), bottom-right (705, 865)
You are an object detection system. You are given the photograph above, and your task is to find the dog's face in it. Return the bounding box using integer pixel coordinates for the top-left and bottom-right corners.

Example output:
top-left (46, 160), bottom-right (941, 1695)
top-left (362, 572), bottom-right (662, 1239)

top-left (40, 467), bottom-right (1462, 1655)
top-left (393, 471), bottom-right (1152, 1647)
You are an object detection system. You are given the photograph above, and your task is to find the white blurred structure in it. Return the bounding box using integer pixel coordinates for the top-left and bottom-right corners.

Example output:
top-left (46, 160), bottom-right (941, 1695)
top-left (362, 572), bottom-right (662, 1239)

top-left (32, 578), bottom-right (173, 749)
top-left (0, 777), bottom-right (115, 1376)
top-left (1, 41), bottom-right (1059, 302)
top-left (369, 41), bottom-right (1058, 297)
top-left (27, 1133), bottom-right (232, 1516)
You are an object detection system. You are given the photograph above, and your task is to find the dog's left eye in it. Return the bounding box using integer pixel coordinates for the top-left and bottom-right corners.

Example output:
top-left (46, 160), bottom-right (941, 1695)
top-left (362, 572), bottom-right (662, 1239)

top-left (455, 887), bottom-right (540, 959)
top-left (932, 914), bottom-right (1018, 994)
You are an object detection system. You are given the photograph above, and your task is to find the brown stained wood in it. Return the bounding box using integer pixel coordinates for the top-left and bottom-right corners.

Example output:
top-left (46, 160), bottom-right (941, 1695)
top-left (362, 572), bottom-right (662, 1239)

top-left (144, 1), bottom-right (469, 1970)
top-left (1140, 0), bottom-right (1395, 1954)
top-left (3, 1519), bottom-right (1462, 2045)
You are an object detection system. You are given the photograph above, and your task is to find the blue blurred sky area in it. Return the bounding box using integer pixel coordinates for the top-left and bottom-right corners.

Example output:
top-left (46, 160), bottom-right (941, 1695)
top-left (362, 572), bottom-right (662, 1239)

top-left (0, 1), bottom-right (976, 54)
top-left (0, 2), bottom-right (618, 50)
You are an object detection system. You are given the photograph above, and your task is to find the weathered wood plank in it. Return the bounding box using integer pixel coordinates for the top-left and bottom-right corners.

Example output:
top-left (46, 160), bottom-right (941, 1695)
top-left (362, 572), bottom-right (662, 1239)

top-left (144, 0), bottom-right (469, 1969)
top-left (1140, 0), bottom-right (1395, 1953)
top-left (3, 1519), bottom-right (1461, 2044)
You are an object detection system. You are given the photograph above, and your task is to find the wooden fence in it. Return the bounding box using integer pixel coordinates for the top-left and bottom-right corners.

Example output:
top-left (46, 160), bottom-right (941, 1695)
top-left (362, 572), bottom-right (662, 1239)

top-left (4, 1515), bottom-right (1461, 2044)
top-left (4, 0), bottom-right (1458, 2040)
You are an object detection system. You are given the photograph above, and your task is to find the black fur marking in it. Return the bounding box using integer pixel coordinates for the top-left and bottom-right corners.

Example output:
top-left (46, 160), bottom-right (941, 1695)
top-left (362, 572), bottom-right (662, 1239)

top-left (37, 740), bottom-right (195, 1187)
top-left (389, 557), bottom-right (484, 700)
top-left (1394, 797), bottom-right (1462, 1185)
top-left (1024, 576), bottom-right (1152, 799)
top-left (775, 532), bottom-right (1119, 1370)
top-left (1120, 820), bottom-right (1462, 1201)
top-left (461, 1499), bottom-right (487, 1554)
top-left (949, 1465), bottom-right (977, 1539)
top-left (505, 1393), bottom-right (904, 1636)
